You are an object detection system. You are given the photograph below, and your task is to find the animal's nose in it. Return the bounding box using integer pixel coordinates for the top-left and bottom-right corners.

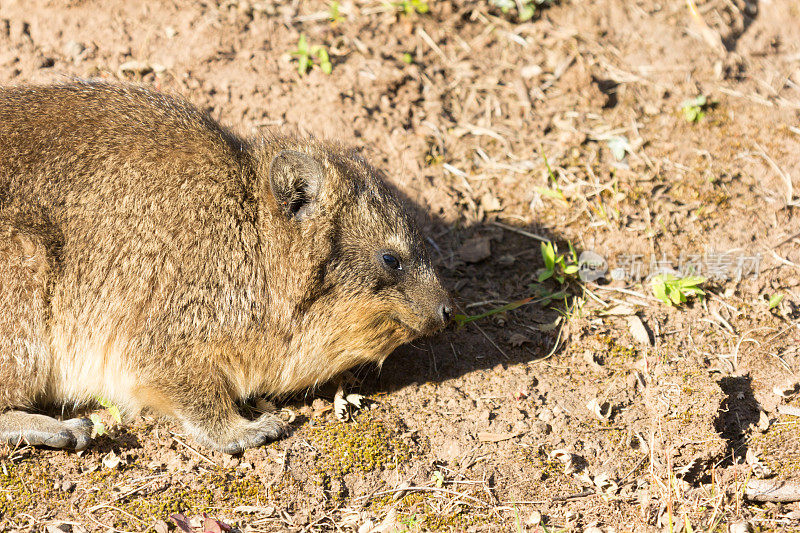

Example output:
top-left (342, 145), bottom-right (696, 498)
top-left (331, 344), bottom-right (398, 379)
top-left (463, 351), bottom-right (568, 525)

top-left (438, 302), bottom-right (453, 324)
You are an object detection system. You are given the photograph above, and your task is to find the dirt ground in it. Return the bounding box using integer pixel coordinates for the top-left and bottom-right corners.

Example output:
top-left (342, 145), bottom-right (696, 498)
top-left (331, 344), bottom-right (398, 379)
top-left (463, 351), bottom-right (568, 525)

top-left (1, 0), bottom-right (800, 531)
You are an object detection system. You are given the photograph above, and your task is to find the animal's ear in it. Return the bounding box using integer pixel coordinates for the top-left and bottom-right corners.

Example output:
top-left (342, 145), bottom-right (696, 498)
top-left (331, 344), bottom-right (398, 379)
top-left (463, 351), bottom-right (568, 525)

top-left (268, 150), bottom-right (325, 220)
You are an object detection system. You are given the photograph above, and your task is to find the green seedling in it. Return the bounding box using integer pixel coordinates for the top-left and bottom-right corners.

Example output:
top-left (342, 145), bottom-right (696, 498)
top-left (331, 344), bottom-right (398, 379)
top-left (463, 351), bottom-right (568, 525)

top-left (455, 239), bottom-right (584, 326)
top-left (91, 397), bottom-right (123, 436)
top-left (453, 296), bottom-right (537, 327)
top-left (328, 1), bottom-right (344, 23)
top-left (393, 0), bottom-right (429, 15)
top-left (490, 0), bottom-right (551, 21)
top-left (401, 515), bottom-right (420, 528)
top-left (529, 285), bottom-right (570, 308)
top-left (99, 397), bottom-right (123, 424)
top-left (513, 502), bottom-right (523, 533)
top-left (89, 414), bottom-right (106, 436)
top-left (401, 52), bottom-right (413, 64)
top-left (291, 34), bottom-right (332, 75)
top-left (681, 95), bottom-right (708, 123)
top-left (767, 293), bottom-right (784, 310)
top-left (431, 470), bottom-right (445, 487)
top-left (536, 153), bottom-right (567, 204)
top-left (453, 288), bottom-right (575, 326)
top-left (536, 240), bottom-right (579, 285)
top-left (534, 185), bottom-right (566, 203)
top-left (651, 274), bottom-right (705, 306)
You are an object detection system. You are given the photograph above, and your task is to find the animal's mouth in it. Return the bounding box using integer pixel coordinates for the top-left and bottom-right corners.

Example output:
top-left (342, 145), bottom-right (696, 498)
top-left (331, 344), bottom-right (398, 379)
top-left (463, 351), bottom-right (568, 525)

top-left (389, 315), bottom-right (422, 338)
top-left (389, 315), bottom-right (419, 334)
top-left (389, 313), bottom-right (442, 339)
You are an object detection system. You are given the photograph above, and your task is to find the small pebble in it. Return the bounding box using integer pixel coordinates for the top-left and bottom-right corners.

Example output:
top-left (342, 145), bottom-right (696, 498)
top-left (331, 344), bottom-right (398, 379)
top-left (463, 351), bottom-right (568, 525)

top-left (729, 521), bottom-right (753, 533)
top-left (62, 40), bottom-right (84, 58)
top-left (531, 420), bottom-right (551, 435)
top-left (521, 64), bottom-right (543, 78)
top-left (537, 408), bottom-right (554, 423)
top-left (526, 510), bottom-right (541, 526)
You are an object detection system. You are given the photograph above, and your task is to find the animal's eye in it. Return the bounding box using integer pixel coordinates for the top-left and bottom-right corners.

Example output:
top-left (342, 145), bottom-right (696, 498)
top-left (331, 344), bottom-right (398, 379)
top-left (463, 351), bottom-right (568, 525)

top-left (382, 253), bottom-right (402, 271)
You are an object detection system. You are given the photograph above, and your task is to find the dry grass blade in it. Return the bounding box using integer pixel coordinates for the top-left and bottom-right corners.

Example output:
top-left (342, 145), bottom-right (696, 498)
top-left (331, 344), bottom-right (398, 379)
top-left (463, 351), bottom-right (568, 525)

top-left (754, 142), bottom-right (795, 206)
top-left (477, 431), bottom-right (522, 442)
top-left (685, 0), bottom-right (725, 53)
top-left (490, 220), bottom-right (548, 242)
top-left (170, 434), bottom-right (219, 467)
top-left (358, 485), bottom-right (491, 507)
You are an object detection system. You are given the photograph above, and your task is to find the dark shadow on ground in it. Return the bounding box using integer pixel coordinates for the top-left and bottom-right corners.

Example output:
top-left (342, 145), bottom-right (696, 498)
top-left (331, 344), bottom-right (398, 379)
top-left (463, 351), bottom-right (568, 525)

top-left (341, 179), bottom-right (577, 397)
top-left (722, 0), bottom-right (759, 52)
top-left (715, 375), bottom-right (762, 464)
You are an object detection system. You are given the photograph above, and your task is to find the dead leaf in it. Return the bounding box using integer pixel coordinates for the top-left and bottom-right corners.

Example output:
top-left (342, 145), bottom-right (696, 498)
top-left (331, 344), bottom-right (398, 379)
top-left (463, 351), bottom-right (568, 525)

top-left (529, 316), bottom-right (562, 332)
top-left (600, 304), bottom-right (635, 316)
top-left (203, 514), bottom-right (232, 533)
top-left (458, 236), bottom-right (491, 263)
top-left (675, 458), bottom-right (701, 479)
top-left (278, 407), bottom-right (296, 423)
top-left (170, 514), bottom-right (193, 533)
top-left (773, 382), bottom-right (800, 398)
top-left (746, 448), bottom-right (773, 479)
top-left (626, 315), bottom-right (652, 346)
top-left (508, 333), bottom-right (530, 347)
top-left (549, 449), bottom-right (571, 462)
top-left (586, 398), bottom-right (612, 420)
top-left (101, 450), bottom-right (121, 469)
top-left (549, 449), bottom-right (584, 474)
top-left (480, 192), bottom-right (502, 212)
top-left (311, 397), bottom-right (331, 418)
top-left (593, 472), bottom-right (619, 494)
top-left (756, 410), bottom-right (770, 432)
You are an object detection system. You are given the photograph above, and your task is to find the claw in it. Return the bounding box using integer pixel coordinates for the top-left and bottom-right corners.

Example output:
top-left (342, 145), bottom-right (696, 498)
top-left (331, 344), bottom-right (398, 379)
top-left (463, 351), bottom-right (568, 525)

top-left (334, 380), bottom-right (367, 422)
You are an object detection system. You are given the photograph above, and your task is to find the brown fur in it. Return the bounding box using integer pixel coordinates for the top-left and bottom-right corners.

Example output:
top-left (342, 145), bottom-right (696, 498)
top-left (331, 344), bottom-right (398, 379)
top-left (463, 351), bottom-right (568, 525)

top-left (0, 81), bottom-right (450, 453)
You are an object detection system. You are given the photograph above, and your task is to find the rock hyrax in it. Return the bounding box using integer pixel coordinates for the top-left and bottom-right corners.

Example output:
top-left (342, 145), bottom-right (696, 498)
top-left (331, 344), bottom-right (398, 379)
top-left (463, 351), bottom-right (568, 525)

top-left (0, 81), bottom-right (451, 454)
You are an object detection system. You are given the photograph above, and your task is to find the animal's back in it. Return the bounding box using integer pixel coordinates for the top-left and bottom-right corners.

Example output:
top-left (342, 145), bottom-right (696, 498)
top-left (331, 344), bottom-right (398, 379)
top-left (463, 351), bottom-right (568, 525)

top-left (0, 81), bottom-right (249, 211)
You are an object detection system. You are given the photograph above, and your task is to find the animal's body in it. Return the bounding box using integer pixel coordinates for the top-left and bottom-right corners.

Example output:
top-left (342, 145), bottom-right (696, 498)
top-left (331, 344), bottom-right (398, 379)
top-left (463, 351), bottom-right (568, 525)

top-left (0, 81), bottom-right (450, 453)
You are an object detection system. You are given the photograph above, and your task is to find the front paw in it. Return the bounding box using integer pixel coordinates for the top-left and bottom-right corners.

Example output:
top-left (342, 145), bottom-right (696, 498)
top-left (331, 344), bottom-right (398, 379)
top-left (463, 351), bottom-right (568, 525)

top-left (217, 413), bottom-right (287, 455)
top-left (0, 414), bottom-right (93, 451)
